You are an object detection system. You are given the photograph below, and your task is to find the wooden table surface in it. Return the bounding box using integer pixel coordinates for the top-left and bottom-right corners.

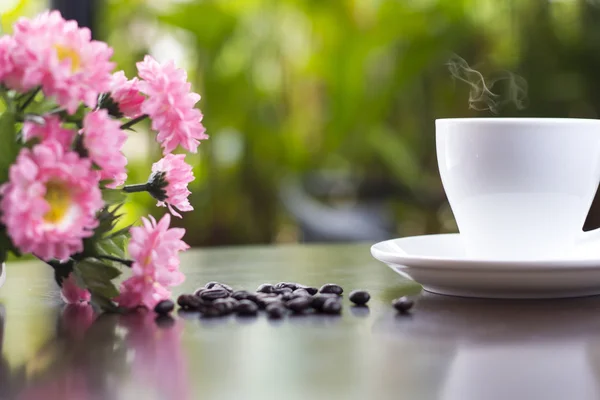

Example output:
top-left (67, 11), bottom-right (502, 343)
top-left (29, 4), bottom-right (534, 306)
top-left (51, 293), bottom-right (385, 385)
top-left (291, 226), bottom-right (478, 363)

top-left (1, 243), bottom-right (600, 400)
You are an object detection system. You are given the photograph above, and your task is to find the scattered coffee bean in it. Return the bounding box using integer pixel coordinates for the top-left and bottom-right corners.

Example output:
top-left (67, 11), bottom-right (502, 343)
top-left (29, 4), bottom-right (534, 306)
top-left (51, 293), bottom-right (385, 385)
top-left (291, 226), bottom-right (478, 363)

top-left (349, 290), bottom-right (370, 306)
top-left (321, 298), bottom-right (342, 315)
top-left (311, 294), bottom-right (339, 311)
top-left (392, 297), bottom-right (414, 313)
top-left (257, 284), bottom-right (275, 294)
top-left (275, 282), bottom-right (298, 290)
top-left (200, 288), bottom-right (230, 301)
top-left (319, 283), bottom-right (343, 295)
top-left (204, 281), bottom-right (221, 289)
top-left (236, 299), bottom-right (258, 316)
top-left (177, 294), bottom-right (204, 310)
top-left (286, 296), bottom-right (312, 313)
top-left (255, 296), bottom-right (281, 310)
top-left (298, 285), bottom-right (318, 295)
top-left (212, 298), bottom-right (235, 315)
top-left (193, 288), bottom-right (206, 297)
top-left (281, 292), bottom-right (294, 302)
top-left (266, 304), bottom-right (286, 319)
top-left (232, 290), bottom-right (252, 300)
top-left (154, 299), bottom-right (175, 315)
top-left (204, 282), bottom-right (233, 293)
top-left (245, 293), bottom-right (261, 304)
top-left (274, 287), bottom-right (293, 295)
top-left (292, 288), bottom-right (310, 297)
top-left (200, 306), bottom-right (223, 318)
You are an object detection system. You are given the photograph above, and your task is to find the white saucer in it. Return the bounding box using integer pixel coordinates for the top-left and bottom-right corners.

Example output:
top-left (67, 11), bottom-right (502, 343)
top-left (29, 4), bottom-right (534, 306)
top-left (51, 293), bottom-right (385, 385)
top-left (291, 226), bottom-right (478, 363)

top-left (371, 233), bottom-right (600, 299)
top-left (0, 263), bottom-right (5, 289)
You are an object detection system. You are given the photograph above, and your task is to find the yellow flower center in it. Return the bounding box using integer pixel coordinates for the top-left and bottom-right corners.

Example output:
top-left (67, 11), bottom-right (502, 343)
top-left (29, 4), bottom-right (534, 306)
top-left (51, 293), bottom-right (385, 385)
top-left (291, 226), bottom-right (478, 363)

top-left (53, 44), bottom-right (81, 73)
top-left (44, 181), bottom-right (72, 224)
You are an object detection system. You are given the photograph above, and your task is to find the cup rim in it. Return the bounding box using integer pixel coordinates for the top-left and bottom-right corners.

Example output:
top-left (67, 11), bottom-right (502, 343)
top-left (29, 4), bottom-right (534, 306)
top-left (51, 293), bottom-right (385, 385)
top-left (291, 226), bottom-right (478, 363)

top-left (436, 117), bottom-right (600, 125)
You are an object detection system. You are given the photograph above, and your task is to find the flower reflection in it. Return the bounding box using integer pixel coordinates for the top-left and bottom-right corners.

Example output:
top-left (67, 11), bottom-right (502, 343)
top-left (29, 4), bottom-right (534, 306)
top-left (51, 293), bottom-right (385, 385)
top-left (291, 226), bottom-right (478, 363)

top-left (119, 310), bottom-right (191, 400)
top-left (10, 305), bottom-right (190, 400)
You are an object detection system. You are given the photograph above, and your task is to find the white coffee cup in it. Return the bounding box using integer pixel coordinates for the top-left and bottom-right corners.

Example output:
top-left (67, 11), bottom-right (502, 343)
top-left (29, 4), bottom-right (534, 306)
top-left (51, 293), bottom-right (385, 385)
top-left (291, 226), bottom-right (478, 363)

top-left (436, 118), bottom-right (600, 260)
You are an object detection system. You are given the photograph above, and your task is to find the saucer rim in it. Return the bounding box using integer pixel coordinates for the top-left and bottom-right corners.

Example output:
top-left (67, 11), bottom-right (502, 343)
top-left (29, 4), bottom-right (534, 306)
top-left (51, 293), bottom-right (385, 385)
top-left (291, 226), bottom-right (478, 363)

top-left (371, 233), bottom-right (600, 271)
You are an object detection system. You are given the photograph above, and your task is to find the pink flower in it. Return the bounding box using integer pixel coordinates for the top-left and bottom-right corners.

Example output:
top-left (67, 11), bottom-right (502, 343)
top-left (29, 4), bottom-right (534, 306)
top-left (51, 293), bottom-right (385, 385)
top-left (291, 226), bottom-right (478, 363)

top-left (60, 272), bottom-right (91, 304)
top-left (115, 275), bottom-right (171, 310)
top-left (116, 214), bottom-right (188, 310)
top-left (6, 11), bottom-right (114, 113)
top-left (0, 35), bottom-right (15, 81)
top-left (22, 115), bottom-right (76, 149)
top-left (82, 109), bottom-right (128, 188)
top-left (136, 55), bottom-right (208, 154)
top-left (0, 141), bottom-right (104, 261)
top-left (149, 154), bottom-right (194, 218)
top-left (110, 71), bottom-right (144, 118)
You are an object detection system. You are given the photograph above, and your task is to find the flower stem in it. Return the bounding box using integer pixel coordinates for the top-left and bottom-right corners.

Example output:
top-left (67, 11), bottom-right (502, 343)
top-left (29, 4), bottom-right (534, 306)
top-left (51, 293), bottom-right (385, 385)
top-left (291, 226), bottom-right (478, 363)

top-left (97, 254), bottom-right (133, 267)
top-left (120, 114), bottom-right (148, 130)
top-left (19, 87), bottom-right (41, 112)
top-left (123, 183), bottom-right (148, 193)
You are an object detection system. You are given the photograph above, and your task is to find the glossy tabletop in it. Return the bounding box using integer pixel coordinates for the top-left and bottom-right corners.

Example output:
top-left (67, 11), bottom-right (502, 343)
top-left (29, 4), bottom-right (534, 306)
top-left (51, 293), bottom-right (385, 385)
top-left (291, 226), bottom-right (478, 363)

top-left (2, 243), bottom-right (600, 400)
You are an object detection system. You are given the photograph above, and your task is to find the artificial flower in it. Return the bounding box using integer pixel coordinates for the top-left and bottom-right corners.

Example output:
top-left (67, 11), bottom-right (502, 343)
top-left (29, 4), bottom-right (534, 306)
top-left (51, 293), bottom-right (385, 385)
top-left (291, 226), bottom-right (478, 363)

top-left (22, 115), bottom-right (76, 149)
top-left (6, 10), bottom-right (114, 113)
top-left (60, 272), bottom-right (91, 304)
top-left (109, 71), bottom-right (145, 118)
top-left (116, 214), bottom-right (188, 309)
top-left (81, 109), bottom-right (128, 188)
top-left (0, 35), bottom-right (15, 81)
top-left (115, 275), bottom-right (171, 310)
top-left (137, 55), bottom-right (207, 154)
top-left (148, 154), bottom-right (194, 217)
top-left (0, 140), bottom-right (103, 261)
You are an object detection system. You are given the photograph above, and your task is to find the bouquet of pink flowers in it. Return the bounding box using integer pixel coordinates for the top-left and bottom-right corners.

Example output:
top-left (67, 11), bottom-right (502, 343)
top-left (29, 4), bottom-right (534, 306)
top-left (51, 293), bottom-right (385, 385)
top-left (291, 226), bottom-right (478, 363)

top-left (0, 11), bottom-right (207, 311)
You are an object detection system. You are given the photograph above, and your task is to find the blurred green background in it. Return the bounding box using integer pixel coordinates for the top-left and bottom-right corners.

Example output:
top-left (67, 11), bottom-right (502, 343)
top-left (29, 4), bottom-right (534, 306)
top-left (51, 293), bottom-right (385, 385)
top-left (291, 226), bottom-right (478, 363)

top-left (3, 0), bottom-right (600, 247)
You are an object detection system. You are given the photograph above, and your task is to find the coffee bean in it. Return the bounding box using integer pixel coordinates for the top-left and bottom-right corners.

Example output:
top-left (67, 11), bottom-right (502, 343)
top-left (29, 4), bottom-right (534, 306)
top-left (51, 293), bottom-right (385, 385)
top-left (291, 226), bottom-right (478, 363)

top-left (200, 306), bottom-right (223, 318)
top-left (266, 298), bottom-right (285, 309)
top-left (200, 288), bottom-right (230, 301)
top-left (392, 297), bottom-right (414, 313)
top-left (232, 290), bottom-right (252, 301)
top-left (257, 284), bottom-right (275, 294)
top-left (266, 304), bottom-right (286, 319)
top-left (205, 282), bottom-right (233, 293)
top-left (255, 296), bottom-right (281, 310)
top-left (204, 281), bottom-right (221, 289)
top-left (212, 298), bottom-right (235, 315)
top-left (349, 290), bottom-right (370, 306)
top-left (236, 299), bottom-right (258, 316)
top-left (177, 294), bottom-right (204, 310)
top-left (311, 294), bottom-right (339, 311)
top-left (286, 296), bottom-right (312, 313)
top-left (154, 299), bottom-right (175, 315)
top-left (321, 298), bottom-right (342, 315)
top-left (292, 288), bottom-right (310, 297)
top-left (245, 293), bottom-right (261, 304)
top-left (274, 287), bottom-right (293, 295)
top-left (193, 288), bottom-right (206, 297)
top-left (275, 282), bottom-right (298, 290)
top-left (298, 285), bottom-right (318, 295)
top-left (281, 292), bottom-right (294, 301)
top-left (319, 284), bottom-right (343, 295)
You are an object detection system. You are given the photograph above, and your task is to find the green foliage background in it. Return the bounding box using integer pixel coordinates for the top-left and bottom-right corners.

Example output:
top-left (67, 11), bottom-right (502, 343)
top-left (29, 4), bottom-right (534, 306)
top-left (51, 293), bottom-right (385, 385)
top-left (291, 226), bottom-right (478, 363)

top-left (3, 0), bottom-right (600, 247)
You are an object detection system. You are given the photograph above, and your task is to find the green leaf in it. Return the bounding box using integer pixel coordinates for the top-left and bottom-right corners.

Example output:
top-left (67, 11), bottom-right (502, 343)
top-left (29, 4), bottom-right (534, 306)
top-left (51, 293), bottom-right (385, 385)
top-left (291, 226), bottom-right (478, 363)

top-left (76, 258), bottom-right (122, 280)
top-left (90, 293), bottom-right (118, 313)
top-left (102, 189), bottom-right (127, 205)
top-left (0, 110), bottom-right (18, 183)
top-left (73, 258), bottom-right (122, 312)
